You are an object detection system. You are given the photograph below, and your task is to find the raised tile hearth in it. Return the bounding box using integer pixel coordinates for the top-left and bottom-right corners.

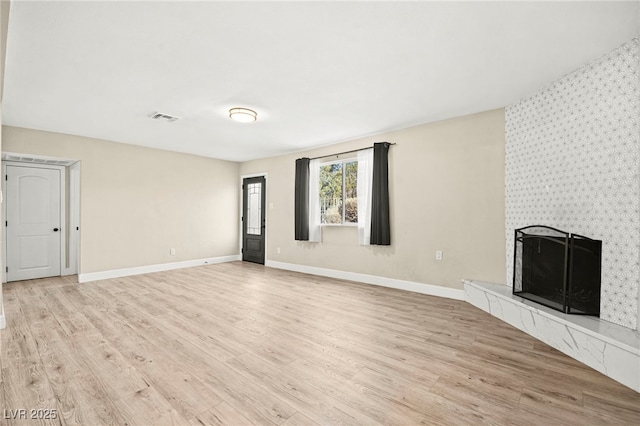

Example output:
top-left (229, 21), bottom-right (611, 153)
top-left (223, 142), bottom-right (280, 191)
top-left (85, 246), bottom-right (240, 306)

top-left (464, 280), bottom-right (640, 393)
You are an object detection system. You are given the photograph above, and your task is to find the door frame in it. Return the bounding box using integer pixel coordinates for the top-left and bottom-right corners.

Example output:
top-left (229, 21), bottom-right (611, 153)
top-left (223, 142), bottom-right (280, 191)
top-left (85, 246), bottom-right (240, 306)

top-left (239, 172), bottom-right (268, 262)
top-left (2, 159), bottom-right (81, 282)
top-left (68, 161), bottom-right (81, 276)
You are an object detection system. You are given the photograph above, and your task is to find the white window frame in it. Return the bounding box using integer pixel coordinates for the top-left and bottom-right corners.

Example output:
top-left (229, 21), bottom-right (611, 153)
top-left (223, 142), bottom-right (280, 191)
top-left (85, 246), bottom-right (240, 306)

top-left (319, 157), bottom-right (358, 227)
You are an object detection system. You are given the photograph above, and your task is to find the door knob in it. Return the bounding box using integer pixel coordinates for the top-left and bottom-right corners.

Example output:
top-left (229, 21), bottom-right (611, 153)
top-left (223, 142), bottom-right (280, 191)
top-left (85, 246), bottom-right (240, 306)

top-left (53, 228), bottom-right (59, 232)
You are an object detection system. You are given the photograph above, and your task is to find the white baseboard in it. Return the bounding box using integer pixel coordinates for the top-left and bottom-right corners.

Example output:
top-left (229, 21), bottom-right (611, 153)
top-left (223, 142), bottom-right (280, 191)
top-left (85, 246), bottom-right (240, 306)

top-left (0, 306), bottom-right (5, 329)
top-left (76, 256), bottom-right (464, 301)
top-left (265, 260), bottom-right (465, 300)
top-left (78, 255), bottom-right (241, 283)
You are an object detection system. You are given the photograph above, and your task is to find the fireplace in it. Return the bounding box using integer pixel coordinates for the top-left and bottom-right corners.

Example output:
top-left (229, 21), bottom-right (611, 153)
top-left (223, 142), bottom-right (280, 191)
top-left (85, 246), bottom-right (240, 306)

top-left (513, 225), bottom-right (602, 316)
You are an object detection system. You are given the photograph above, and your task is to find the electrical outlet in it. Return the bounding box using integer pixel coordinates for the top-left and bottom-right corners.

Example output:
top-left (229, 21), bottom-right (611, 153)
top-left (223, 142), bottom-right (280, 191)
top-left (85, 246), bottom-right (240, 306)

top-left (170, 248), bottom-right (176, 256)
top-left (277, 247), bottom-right (281, 254)
top-left (435, 250), bottom-right (443, 261)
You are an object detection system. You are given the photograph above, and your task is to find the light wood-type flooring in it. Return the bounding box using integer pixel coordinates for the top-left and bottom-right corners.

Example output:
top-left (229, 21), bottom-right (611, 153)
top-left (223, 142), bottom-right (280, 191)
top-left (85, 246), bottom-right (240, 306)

top-left (1, 261), bottom-right (639, 425)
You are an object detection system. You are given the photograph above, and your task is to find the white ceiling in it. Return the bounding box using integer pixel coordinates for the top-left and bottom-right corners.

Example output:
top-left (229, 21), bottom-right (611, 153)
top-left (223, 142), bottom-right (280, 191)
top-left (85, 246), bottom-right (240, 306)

top-left (3, 1), bottom-right (639, 162)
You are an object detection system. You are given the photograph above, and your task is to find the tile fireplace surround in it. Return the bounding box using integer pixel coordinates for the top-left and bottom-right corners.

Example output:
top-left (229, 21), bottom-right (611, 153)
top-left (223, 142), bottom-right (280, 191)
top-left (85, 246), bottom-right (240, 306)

top-left (464, 280), bottom-right (640, 393)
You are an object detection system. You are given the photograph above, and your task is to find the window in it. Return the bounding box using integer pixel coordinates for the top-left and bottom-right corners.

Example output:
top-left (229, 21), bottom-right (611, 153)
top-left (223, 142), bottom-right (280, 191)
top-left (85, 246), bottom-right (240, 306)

top-left (319, 159), bottom-right (358, 224)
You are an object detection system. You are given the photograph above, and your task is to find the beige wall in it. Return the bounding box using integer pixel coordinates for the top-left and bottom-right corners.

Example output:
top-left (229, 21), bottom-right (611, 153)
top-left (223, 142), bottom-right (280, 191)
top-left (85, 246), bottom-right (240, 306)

top-left (2, 125), bottom-right (239, 274)
top-left (1, 108), bottom-right (504, 293)
top-left (241, 109), bottom-right (506, 290)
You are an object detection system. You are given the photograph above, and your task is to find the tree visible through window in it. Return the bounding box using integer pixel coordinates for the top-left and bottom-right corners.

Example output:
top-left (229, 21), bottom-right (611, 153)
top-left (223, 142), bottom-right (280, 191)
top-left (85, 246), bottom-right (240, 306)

top-left (319, 160), bottom-right (357, 224)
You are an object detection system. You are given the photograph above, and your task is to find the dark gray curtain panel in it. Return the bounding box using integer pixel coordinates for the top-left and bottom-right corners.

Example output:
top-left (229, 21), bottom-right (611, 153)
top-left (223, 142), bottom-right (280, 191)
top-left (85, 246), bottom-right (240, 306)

top-left (370, 142), bottom-right (391, 245)
top-left (294, 157), bottom-right (310, 241)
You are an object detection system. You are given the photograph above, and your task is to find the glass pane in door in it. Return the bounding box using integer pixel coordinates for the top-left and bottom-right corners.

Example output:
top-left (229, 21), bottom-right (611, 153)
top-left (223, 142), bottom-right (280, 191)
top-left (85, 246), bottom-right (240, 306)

top-left (247, 182), bottom-right (262, 235)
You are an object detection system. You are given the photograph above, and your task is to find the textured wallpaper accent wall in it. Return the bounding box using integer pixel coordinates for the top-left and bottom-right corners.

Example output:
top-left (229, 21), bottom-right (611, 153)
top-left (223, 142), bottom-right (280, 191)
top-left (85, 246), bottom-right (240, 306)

top-left (505, 38), bottom-right (640, 330)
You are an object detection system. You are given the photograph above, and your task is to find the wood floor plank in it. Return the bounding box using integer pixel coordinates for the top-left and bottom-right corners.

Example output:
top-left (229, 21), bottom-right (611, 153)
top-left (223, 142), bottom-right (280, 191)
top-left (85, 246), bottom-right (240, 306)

top-left (104, 291), bottom-right (298, 425)
top-left (14, 292), bottom-right (60, 330)
top-left (461, 337), bottom-right (614, 403)
top-left (349, 366), bottom-right (439, 411)
top-left (114, 385), bottom-right (191, 426)
top-left (59, 285), bottom-right (225, 420)
top-left (319, 329), bottom-right (455, 388)
top-left (66, 330), bottom-right (151, 398)
top-left (582, 389), bottom-right (640, 424)
top-left (79, 306), bottom-right (224, 420)
top-left (0, 306), bottom-right (59, 426)
top-left (151, 310), bottom-right (246, 362)
top-left (226, 352), bottom-right (383, 426)
top-left (280, 412), bottom-right (321, 426)
top-left (189, 401), bottom-right (255, 426)
top-left (1, 304), bottom-right (42, 370)
top-left (518, 387), bottom-right (625, 425)
top-left (428, 372), bottom-right (523, 422)
top-left (27, 323), bottom-right (128, 426)
top-left (1, 261), bottom-right (638, 425)
top-left (239, 352), bottom-right (430, 426)
top-left (0, 366), bottom-right (58, 426)
top-left (41, 286), bottom-right (100, 337)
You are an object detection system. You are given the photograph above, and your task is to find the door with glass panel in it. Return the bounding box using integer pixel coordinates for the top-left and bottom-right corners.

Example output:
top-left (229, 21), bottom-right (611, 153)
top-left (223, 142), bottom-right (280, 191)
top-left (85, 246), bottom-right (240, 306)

top-left (242, 176), bottom-right (266, 264)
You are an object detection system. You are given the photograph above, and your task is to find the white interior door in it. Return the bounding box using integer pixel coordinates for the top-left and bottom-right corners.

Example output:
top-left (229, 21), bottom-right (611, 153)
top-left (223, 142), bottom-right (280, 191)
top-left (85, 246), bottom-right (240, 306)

top-left (6, 165), bottom-right (61, 281)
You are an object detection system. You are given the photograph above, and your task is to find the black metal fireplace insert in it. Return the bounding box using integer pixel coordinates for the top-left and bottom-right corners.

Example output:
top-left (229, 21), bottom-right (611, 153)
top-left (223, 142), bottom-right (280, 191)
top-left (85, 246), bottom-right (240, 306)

top-left (513, 225), bottom-right (602, 316)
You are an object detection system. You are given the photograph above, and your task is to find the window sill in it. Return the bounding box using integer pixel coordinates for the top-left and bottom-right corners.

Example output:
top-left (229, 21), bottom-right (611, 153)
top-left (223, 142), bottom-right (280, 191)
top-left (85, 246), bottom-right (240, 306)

top-left (321, 223), bottom-right (358, 227)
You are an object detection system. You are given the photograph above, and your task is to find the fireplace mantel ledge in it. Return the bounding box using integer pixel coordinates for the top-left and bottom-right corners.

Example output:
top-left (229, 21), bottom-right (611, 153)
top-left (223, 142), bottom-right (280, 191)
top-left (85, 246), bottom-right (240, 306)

top-left (463, 279), bottom-right (640, 393)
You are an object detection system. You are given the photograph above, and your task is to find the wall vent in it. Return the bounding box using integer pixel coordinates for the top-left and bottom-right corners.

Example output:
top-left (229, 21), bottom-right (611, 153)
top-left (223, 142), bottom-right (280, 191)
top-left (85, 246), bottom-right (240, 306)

top-left (150, 112), bottom-right (180, 122)
top-left (2, 152), bottom-right (76, 166)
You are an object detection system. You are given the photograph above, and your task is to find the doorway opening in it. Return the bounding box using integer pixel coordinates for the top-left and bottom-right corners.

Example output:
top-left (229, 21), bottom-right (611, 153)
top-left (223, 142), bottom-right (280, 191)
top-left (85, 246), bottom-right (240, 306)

top-left (241, 174), bottom-right (266, 265)
top-left (2, 153), bottom-right (80, 282)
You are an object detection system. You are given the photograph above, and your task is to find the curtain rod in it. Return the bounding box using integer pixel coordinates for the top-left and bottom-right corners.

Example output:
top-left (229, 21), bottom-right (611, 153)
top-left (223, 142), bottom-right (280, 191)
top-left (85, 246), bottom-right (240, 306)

top-left (307, 142), bottom-right (396, 161)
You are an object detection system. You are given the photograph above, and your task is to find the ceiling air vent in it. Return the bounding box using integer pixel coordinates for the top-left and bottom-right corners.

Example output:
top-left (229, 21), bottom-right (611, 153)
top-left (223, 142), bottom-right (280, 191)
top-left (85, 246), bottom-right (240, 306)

top-left (150, 112), bottom-right (180, 122)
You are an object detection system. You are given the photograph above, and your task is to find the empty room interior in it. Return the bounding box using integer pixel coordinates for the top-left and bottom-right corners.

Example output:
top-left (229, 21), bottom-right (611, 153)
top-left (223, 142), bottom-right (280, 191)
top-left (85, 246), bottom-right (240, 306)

top-left (1, 1), bottom-right (640, 425)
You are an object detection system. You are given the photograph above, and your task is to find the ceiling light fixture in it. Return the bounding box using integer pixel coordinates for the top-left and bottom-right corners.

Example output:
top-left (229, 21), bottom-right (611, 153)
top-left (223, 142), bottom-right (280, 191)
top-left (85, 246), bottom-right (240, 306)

top-left (229, 107), bottom-right (257, 123)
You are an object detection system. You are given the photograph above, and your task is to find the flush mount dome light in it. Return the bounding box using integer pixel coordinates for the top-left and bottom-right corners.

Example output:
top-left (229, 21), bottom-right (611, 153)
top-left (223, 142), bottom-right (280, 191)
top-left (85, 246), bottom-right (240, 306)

top-left (229, 107), bottom-right (257, 123)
